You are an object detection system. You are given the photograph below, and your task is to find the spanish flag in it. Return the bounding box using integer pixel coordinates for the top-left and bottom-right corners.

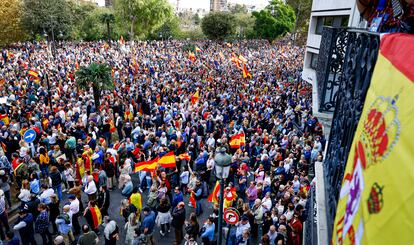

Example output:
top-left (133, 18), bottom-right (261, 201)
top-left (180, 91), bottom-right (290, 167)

top-left (188, 52), bottom-right (196, 62)
top-left (191, 91), bottom-right (199, 105)
top-left (189, 192), bottom-right (197, 208)
top-left (238, 55), bottom-right (248, 63)
top-left (109, 119), bottom-right (116, 133)
top-left (195, 46), bottom-right (203, 53)
top-left (231, 53), bottom-right (242, 69)
top-left (229, 134), bottom-right (242, 149)
top-left (28, 69), bottom-right (39, 79)
top-left (332, 33), bottom-right (414, 245)
top-left (90, 206), bottom-right (102, 230)
top-left (242, 64), bottom-right (252, 79)
top-left (178, 153), bottom-right (191, 161)
top-left (134, 158), bottom-right (158, 172)
top-left (208, 181), bottom-right (220, 203)
top-left (158, 151), bottom-right (176, 168)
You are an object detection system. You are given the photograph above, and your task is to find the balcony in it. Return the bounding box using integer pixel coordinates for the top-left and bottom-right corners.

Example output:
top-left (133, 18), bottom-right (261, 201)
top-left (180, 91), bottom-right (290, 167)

top-left (303, 27), bottom-right (380, 244)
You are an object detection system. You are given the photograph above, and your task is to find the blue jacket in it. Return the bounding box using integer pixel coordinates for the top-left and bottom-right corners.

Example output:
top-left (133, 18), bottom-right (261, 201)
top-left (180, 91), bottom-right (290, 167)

top-left (56, 214), bottom-right (72, 234)
top-left (172, 192), bottom-right (184, 208)
top-left (122, 181), bottom-right (133, 197)
top-left (201, 223), bottom-right (215, 241)
top-left (142, 211), bottom-right (156, 233)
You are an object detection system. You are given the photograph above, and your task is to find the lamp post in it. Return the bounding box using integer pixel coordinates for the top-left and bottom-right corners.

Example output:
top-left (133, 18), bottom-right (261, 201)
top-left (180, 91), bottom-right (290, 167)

top-left (214, 147), bottom-right (231, 245)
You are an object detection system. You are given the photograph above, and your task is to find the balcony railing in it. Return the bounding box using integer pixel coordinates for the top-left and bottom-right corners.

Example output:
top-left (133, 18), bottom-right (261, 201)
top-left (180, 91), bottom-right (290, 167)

top-left (304, 27), bottom-right (380, 244)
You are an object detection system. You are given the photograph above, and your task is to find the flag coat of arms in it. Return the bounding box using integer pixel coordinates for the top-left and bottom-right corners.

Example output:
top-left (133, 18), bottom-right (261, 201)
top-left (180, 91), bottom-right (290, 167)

top-left (332, 33), bottom-right (414, 245)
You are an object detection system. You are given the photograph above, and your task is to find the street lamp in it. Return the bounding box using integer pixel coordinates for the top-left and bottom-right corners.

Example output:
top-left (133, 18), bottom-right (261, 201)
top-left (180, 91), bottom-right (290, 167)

top-left (214, 147), bottom-right (231, 245)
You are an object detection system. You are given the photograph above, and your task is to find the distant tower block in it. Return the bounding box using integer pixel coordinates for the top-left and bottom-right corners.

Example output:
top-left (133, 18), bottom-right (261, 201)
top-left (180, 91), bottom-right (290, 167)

top-left (210, 0), bottom-right (227, 12)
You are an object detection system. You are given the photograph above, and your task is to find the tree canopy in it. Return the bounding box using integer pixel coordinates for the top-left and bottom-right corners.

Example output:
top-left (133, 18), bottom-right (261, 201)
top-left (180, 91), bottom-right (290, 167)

top-left (21, 0), bottom-right (72, 38)
top-left (115, 0), bottom-right (173, 39)
top-left (252, 0), bottom-right (296, 41)
top-left (201, 12), bottom-right (236, 40)
top-left (76, 62), bottom-right (113, 109)
top-left (0, 0), bottom-right (27, 46)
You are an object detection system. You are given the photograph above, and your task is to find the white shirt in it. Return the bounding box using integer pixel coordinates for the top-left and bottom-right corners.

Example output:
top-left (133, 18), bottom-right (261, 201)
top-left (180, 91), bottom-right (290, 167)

top-left (261, 197), bottom-right (272, 212)
top-left (206, 137), bottom-right (215, 148)
top-left (180, 171), bottom-right (189, 185)
top-left (40, 188), bottom-right (54, 204)
top-left (236, 222), bottom-right (251, 237)
top-left (70, 198), bottom-right (80, 214)
top-left (18, 189), bottom-right (31, 202)
top-left (84, 180), bottom-right (97, 195)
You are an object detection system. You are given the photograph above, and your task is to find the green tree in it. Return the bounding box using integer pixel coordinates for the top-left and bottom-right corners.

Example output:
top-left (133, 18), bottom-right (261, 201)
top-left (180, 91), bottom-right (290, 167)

top-left (286, 0), bottom-right (312, 45)
top-left (201, 12), bottom-right (236, 40)
top-left (252, 0), bottom-right (296, 41)
top-left (21, 0), bottom-right (72, 38)
top-left (76, 63), bottom-right (114, 110)
top-left (0, 0), bottom-right (27, 46)
top-left (100, 13), bottom-right (115, 41)
top-left (115, 0), bottom-right (173, 39)
top-left (151, 15), bottom-right (182, 40)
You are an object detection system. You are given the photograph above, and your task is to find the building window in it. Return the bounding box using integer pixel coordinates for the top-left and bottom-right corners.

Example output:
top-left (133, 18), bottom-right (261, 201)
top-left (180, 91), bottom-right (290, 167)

top-left (315, 15), bottom-right (349, 35)
top-left (310, 53), bottom-right (319, 70)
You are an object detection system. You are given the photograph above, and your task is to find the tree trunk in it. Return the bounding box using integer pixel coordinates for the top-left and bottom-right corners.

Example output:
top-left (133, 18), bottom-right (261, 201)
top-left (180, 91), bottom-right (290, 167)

top-left (93, 85), bottom-right (100, 111)
top-left (107, 22), bottom-right (110, 41)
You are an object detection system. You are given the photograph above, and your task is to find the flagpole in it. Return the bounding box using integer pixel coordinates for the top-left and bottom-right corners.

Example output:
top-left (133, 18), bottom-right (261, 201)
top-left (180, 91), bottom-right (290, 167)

top-left (218, 177), bottom-right (225, 245)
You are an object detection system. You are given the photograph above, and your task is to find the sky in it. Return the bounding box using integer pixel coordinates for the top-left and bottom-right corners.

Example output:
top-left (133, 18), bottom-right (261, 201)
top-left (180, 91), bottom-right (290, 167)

top-left (95, 0), bottom-right (269, 11)
top-left (169, 0), bottom-right (269, 10)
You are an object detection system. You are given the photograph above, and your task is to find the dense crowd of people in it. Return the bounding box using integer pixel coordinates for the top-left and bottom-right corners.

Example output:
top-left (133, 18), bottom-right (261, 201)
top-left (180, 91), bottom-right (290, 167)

top-left (0, 38), bottom-right (325, 245)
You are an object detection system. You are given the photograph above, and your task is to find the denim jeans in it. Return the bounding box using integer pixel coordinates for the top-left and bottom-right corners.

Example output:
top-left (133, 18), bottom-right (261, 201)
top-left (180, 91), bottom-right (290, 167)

top-left (53, 184), bottom-right (62, 200)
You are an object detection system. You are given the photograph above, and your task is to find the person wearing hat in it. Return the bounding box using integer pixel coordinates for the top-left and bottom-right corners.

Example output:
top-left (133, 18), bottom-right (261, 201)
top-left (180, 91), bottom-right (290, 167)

top-left (13, 209), bottom-right (37, 245)
top-left (0, 189), bottom-right (9, 241)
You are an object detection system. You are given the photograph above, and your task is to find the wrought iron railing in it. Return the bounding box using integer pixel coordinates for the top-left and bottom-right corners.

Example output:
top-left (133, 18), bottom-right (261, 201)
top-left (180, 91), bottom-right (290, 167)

top-left (304, 27), bottom-right (380, 244)
top-left (303, 186), bottom-right (317, 245)
top-left (316, 27), bottom-right (349, 113)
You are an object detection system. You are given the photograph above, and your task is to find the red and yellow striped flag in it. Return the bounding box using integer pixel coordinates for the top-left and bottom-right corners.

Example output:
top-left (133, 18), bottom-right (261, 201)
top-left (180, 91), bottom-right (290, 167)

top-left (158, 151), bottom-right (176, 168)
top-left (90, 206), bottom-right (102, 230)
top-left (178, 153), bottom-right (191, 161)
top-left (208, 181), bottom-right (220, 203)
top-left (134, 158), bottom-right (158, 172)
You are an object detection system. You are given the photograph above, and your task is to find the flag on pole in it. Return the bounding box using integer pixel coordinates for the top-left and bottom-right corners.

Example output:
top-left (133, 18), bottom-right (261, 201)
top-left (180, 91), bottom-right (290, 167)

top-left (134, 158), bottom-right (158, 172)
top-left (191, 91), bottom-right (199, 105)
top-left (157, 151), bottom-right (176, 168)
top-left (208, 181), bottom-right (220, 203)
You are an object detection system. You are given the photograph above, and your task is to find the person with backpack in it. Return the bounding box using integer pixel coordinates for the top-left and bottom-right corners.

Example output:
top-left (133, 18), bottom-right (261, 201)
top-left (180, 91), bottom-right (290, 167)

top-left (56, 205), bottom-right (74, 245)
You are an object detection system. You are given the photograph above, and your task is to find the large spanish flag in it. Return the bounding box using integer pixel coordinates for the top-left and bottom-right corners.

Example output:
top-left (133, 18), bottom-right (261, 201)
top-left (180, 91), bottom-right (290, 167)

top-left (134, 158), bottom-right (158, 172)
top-left (90, 206), bottom-right (102, 230)
top-left (332, 33), bottom-right (414, 245)
top-left (242, 64), bottom-right (252, 79)
top-left (158, 151), bottom-right (176, 168)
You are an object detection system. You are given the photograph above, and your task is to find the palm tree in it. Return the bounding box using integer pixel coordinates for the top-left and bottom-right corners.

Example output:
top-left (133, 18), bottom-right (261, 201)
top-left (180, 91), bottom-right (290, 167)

top-left (75, 63), bottom-right (113, 110)
top-left (100, 13), bottom-right (115, 41)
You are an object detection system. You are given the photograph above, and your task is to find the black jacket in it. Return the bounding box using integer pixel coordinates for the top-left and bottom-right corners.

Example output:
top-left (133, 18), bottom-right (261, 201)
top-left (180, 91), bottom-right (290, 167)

top-left (171, 206), bottom-right (186, 228)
